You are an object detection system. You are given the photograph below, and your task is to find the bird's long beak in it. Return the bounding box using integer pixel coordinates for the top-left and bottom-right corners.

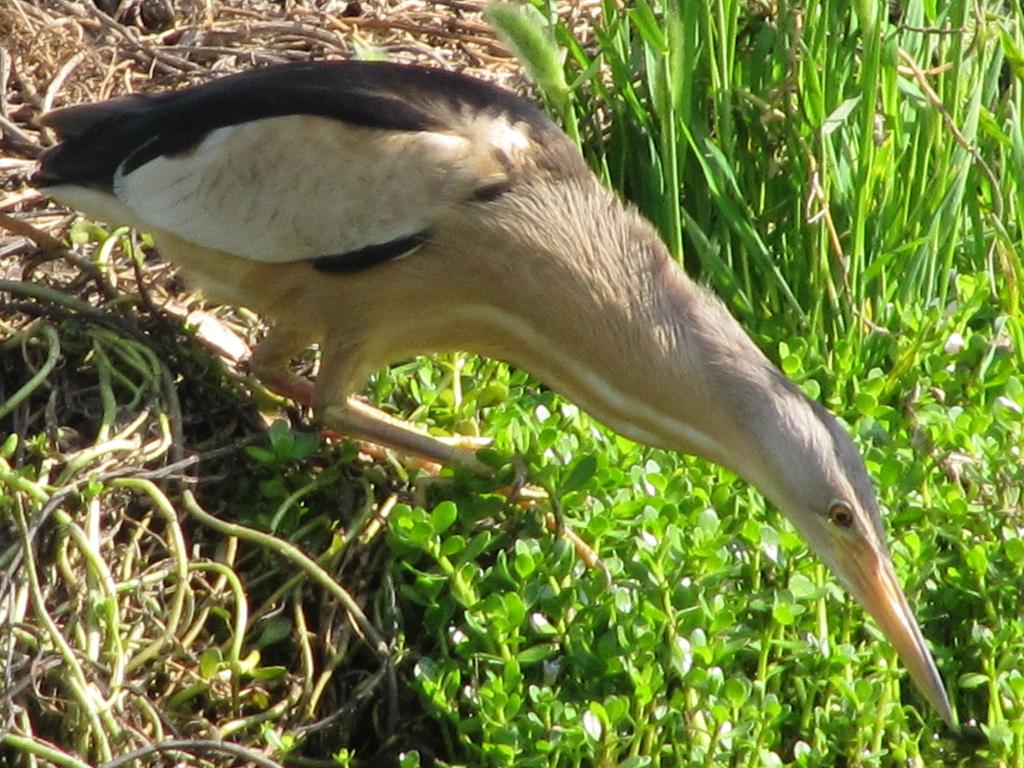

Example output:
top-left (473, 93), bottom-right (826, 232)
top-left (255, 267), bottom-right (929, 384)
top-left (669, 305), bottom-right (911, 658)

top-left (837, 545), bottom-right (956, 729)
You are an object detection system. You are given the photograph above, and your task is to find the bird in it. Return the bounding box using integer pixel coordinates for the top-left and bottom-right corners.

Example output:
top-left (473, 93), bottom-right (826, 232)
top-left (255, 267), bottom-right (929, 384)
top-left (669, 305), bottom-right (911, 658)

top-left (32, 59), bottom-right (955, 728)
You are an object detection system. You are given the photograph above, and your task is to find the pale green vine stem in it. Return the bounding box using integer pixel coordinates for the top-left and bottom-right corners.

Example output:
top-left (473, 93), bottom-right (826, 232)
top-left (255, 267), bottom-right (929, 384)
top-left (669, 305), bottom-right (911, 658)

top-left (139, 412), bottom-right (174, 462)
top-left (249, 479), bottom-right (383, 626)
top-left (56, 440), bottom-right (140, 487)
top-left (292, 597), bottom-right (317, 711)
top-left (268, 475), bottom-right (333, 532)
top-left (91, 328), bottom-right (165, 407)
top-left (0, 279), bottom-right (96, 313)
top-left (129, 692), bottom-right (166, 743)
top-left (179, 535), bottom-right (239, 652)
top-left (307, 632), bottom-right (353, 716)
top-left (0, 322), bottom-right (61, 421)
top-left (12, 499), bottom-right (115, 762)
top-left (112, 477), bottom-right (192, 675)
top-left (50, 504), bottom-right (127, 692)
top-left (0, 734), bottom-right (93, 768)
top-left (188, 561), bottom-right (249, 676)
top-left (220, 693), bottom-right (300, 738)
top-left (183, 491), bottom-right (390, 657)
top-left (97, 738), bottom-right (285, 768)
top-left (90, 341), bottom-right (118, 443)
top-left (84, 494), bottom-right (105, 666)
top-left (0, 458), bottom-right (50, 502)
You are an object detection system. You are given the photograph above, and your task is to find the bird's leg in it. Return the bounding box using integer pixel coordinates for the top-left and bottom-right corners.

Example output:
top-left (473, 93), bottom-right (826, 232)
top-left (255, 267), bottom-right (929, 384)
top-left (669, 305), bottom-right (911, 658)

top-left (321, 398), bottom-right (492, 475)
top-left (249, 325), bottom-right (317, 406)
top-left (494, 459), bottom-right (604, 574)
top-left (314, 343), bottom-right (492, 476)
top-left (250, 327), bottom-right (490, 472)
top-left (346, 395), bottom-right (492, 452)
top-left (256, 334), bottom-right (600, 568)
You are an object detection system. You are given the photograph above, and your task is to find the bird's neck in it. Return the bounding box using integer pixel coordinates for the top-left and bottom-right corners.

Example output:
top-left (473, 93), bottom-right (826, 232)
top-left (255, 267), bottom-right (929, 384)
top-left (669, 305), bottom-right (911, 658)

top-left (542, 254), bottom-right (783, 475)
top-left (641, 263), bottom-right (808, 501)
top-left (464, 186), bottom-right (808, 500)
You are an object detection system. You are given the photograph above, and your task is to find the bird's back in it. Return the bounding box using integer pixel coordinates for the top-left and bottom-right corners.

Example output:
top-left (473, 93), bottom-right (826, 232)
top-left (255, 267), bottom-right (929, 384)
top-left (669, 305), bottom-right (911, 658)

top-left (33, 60), bottom-right (566, 194)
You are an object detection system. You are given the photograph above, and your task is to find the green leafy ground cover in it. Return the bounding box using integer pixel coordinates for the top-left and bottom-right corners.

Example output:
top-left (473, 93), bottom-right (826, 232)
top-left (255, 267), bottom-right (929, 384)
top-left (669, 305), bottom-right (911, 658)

top-left (1, 1), bottom-right (1023, 766)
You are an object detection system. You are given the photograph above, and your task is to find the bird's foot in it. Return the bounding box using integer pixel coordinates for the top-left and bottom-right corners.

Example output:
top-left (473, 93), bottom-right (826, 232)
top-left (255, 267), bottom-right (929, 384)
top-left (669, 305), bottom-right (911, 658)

top-left (321, 400), bottom-right (492, 476)
top-left (544, 512), bottom-right (606, 578)
top-left (433, 434), bottom-right (493, 450)
top-left (491, 456), bottom-right (606, 576)
top-left (251, 368), bottom-right (316, 409)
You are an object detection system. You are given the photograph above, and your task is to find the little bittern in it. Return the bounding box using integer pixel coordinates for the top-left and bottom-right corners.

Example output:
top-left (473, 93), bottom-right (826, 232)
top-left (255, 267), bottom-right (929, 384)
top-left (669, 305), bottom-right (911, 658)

top-left (32, 60), bottom-right (955, 727)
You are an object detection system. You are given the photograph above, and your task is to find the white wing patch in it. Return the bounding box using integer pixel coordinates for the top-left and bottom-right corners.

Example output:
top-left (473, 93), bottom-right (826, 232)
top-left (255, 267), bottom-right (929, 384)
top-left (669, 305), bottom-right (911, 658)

top-left (112, 115), bottom-right (489, 263)
top-left (461, 112), bottom-right (531, 160)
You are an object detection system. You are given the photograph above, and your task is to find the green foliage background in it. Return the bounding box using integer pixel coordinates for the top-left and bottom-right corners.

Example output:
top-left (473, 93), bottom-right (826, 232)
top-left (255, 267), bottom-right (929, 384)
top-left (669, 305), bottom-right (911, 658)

top-left (402, 1), bottom-right (1023, 765)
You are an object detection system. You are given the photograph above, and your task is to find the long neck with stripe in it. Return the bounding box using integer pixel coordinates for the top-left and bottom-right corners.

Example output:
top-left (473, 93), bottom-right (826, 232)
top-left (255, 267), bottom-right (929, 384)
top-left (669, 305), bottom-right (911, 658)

top-left (439, 177), bottom-right (821, 507)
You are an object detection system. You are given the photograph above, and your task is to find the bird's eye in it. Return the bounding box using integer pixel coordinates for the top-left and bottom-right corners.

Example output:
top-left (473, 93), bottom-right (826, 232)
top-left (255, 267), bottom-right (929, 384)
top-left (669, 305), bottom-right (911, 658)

top-left (828, 500), bottom-right (855, 529)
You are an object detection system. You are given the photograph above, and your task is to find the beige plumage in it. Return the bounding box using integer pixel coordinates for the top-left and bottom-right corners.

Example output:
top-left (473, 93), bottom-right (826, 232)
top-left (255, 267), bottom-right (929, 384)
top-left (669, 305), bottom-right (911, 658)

top-left (33, 60), bottom-right (955, 727)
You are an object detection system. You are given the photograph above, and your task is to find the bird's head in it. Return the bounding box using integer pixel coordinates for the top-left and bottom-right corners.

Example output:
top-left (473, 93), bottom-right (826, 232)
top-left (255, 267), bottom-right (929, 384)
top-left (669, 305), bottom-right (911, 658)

top-left (738, 382), bottom-right (955, 728)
